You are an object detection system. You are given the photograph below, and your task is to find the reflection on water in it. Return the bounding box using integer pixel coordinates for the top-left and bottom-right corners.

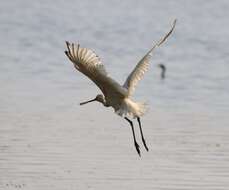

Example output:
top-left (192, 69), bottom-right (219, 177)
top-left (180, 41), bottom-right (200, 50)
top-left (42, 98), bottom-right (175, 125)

top-left (0, 0), bottom-right (229, 189)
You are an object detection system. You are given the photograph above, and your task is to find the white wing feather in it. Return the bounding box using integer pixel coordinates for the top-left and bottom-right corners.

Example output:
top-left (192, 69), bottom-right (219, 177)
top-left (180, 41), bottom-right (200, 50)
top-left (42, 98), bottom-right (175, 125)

top-left (65, 42), bottom-right (128, 100)
top-left (123, 19), bottom-right (177, 97)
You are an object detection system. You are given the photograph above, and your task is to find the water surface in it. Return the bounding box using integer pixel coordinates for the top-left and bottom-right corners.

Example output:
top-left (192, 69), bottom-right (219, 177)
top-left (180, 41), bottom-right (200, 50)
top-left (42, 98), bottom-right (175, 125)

top-left (0, 0), bottom-right (229, 189)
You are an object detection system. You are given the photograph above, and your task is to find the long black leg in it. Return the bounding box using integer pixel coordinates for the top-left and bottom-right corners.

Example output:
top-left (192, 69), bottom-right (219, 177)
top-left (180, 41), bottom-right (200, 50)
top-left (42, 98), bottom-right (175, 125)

top-left (124, 117), bottom-right (141, 156)
top-left (137, 117), bottom-right (149, 151)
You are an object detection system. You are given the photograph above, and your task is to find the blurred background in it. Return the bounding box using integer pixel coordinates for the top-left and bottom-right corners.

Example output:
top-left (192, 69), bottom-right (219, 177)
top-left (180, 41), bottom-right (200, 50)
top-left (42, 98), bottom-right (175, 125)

top-left (0, 0), bottom-right (229, 189)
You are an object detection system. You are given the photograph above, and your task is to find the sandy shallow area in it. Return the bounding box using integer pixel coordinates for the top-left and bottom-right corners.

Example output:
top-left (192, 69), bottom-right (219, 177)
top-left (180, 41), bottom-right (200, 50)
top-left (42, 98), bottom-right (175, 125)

top-left (1, 104), bottom-right (229, 189)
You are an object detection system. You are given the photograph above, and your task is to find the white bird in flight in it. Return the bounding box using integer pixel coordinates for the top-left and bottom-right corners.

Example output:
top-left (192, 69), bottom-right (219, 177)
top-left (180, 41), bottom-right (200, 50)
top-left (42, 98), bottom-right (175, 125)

top-left (65, 19), bottom-right (176, 156)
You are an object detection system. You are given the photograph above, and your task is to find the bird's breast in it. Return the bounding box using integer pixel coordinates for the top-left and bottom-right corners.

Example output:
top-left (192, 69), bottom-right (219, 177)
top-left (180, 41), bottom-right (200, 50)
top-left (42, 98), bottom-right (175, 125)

top-left (105, 95), bottom-right (123, 111)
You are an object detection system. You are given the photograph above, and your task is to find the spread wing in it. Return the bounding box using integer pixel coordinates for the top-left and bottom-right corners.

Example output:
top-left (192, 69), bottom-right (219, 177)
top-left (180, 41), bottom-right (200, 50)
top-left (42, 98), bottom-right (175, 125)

top-left (123, 19), bottom-right (177, 97)
top-left (65, 42), bottom-right (127, 99)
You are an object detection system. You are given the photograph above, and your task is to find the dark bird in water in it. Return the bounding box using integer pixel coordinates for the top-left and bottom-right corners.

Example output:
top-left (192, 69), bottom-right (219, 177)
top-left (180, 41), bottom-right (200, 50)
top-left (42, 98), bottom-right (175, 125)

top-left (158, 63), bottom-right (166, 79)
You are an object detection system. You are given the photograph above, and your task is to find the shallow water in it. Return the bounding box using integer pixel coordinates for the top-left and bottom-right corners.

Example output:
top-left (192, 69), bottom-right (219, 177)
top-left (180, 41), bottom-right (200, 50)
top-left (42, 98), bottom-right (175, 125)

top-left (1, 0), bottom-right (229, 189)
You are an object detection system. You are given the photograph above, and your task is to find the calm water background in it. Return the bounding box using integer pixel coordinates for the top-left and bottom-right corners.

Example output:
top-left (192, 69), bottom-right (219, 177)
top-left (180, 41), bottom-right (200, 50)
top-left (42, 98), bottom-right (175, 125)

top-left (1, 0), bottom-right (229, 189)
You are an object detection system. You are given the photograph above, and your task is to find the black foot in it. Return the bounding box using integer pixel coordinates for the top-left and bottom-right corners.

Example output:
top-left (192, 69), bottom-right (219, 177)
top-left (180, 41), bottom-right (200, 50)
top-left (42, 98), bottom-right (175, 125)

top-left (142, 138), bottom-right (149, 151)
top-left (135, 141), bottom-right (141, 157)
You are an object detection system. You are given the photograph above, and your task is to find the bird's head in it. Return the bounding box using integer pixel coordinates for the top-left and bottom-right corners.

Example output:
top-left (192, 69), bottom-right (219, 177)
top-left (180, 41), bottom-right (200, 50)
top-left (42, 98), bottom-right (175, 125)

top-left (158, 63), bottom-right (166, 70)
top-left (79, 94), bottom-right (105, 106)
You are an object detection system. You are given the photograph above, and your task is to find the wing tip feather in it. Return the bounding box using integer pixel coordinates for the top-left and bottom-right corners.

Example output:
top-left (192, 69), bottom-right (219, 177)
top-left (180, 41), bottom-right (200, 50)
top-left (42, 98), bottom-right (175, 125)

top-left (64, 41), bottom-right (107, 75)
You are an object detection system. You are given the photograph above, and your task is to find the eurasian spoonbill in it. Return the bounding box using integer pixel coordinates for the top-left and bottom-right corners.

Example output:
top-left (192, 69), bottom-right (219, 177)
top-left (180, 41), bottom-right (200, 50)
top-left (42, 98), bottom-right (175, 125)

top-left (65, 19), bottom-right (176, 156)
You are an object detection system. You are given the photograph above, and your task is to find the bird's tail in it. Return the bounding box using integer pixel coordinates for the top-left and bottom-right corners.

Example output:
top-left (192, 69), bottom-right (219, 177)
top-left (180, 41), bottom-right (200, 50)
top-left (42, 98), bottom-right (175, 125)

top-left (116, 99), bottom-right (148, 118)
top-left (136, 102), bottom-right (148, 117)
